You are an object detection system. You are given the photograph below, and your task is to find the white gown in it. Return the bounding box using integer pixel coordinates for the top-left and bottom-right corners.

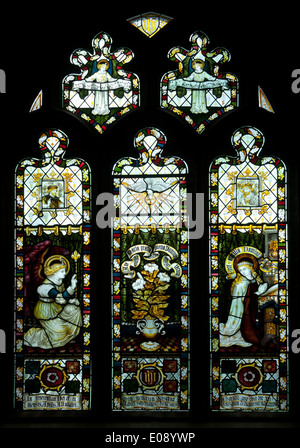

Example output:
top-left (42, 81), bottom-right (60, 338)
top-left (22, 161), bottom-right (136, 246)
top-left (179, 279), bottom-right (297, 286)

top-left (184, 70), bottom-right (216, 114)
top-left (86, 69), bottom-right (116, 115)
top-left (24, 279), bottom-right (82, 349)
top-left (219, 276), bottom-right (253, 347)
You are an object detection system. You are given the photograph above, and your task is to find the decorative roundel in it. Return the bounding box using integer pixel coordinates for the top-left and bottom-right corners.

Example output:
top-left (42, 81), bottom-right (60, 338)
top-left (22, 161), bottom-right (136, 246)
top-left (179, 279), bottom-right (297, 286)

top-left (41, 366), bottom-right (64, 387)
top-left (135, 362), bottom-right (166, 391)
top-left (235, 362), bottom-right (263, 391)
top-left (37, 363), bottom-right (68, 392)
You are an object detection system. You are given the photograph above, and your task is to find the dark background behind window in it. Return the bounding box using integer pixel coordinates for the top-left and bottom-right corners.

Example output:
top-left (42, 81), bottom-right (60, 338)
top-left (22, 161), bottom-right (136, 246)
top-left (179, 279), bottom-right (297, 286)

top-left (0, 3), bottom-right (299, 429)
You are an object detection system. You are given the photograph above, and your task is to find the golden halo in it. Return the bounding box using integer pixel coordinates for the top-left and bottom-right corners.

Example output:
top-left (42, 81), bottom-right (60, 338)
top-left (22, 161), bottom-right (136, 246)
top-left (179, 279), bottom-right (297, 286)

top-left (44, 255), bottom-right (70, 276)
top-left (225, 246), bottom-right (262, 280)
top-left (233, 254), bottom-right (258, 272)
top-left (192, 59), bottom-right (205, 69)
top-left (97, 59), bottom-right (110, 69)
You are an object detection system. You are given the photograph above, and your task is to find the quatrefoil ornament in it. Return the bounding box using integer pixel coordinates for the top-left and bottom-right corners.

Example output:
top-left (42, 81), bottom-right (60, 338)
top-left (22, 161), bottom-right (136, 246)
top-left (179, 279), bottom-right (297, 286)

top-left (62, 31), bottom-right (140, 134)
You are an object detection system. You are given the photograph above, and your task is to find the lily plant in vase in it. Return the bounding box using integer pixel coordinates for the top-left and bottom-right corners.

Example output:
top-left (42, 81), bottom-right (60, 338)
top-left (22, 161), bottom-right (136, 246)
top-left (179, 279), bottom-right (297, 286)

top-left (131, 262), bottom-right (171, 351)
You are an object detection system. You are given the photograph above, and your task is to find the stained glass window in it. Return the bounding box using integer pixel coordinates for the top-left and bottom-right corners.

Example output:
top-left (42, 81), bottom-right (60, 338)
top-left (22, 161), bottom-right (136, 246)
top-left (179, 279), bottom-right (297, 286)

top-left (209, 126), bottom-right (288, 411)
top-left (127, 12), bottom-right (173, 38)
top-left (14, 129), bottom-right (91, 410)
top-left (62, 32), bottom-right (140, 134)
top-left (29, 90), bottom-right (43, 113)
top-left (160, 30), bottom-right (238, 134)
top-left (112, 127), bottom-right (189, 411)
top-left (258, 86), bottom-right (275, 113)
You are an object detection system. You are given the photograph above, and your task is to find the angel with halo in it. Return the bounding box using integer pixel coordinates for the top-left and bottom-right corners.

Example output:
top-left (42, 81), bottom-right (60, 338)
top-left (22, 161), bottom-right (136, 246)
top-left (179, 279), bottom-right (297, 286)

top-left (220, 254), bottom-right (268, 348)
top-left (24, 248), bottom-right (82, 350)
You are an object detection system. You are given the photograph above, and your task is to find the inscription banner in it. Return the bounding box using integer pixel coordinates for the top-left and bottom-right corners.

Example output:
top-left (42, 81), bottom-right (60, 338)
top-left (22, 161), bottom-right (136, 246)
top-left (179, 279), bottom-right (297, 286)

top-left (23, 393), bottom-right (82, 410)
top-left (220, 393), bottom-right (278, 410)
top-left (122, 393), bottom-right (179, 410)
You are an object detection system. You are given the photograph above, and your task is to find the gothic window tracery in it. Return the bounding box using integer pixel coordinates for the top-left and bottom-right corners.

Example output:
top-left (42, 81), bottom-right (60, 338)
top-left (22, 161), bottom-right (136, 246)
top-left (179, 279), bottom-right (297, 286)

top-left (62, 31), bottom-right (140, 134)
top-left (160, 30), bottom-right (238, 134)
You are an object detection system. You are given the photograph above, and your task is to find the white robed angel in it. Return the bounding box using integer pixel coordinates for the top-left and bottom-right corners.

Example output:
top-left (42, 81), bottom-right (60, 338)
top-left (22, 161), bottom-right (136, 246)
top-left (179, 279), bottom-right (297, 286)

top-left (85, 59), bottom-right (116, 116)
top-left (182, 59), bottom-right (217, 114)
top-left (219, 259), bottom-right (268, 348)
top-left (24, 255), bottom-right (82, 349)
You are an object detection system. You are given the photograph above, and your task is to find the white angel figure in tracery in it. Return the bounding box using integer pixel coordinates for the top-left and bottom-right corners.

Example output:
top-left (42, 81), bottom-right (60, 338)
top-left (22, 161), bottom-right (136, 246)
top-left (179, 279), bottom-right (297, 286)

top-left (85, 59), bottom-right (117, 116)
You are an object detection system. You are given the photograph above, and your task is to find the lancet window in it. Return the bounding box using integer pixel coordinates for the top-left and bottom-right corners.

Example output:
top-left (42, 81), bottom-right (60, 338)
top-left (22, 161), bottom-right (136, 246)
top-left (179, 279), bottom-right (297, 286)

top-left (14, 129), bottom-right (91, 410)
top-left (209, 126), bottom-right (288, 411)
top-left (112, 127), bottom-right (189, 411)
